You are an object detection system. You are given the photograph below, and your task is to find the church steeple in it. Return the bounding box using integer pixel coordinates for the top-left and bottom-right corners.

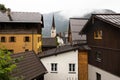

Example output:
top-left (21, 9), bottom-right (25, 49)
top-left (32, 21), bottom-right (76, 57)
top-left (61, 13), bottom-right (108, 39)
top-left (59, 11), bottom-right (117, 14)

top-left (51, 14), bottom-right (56, 37)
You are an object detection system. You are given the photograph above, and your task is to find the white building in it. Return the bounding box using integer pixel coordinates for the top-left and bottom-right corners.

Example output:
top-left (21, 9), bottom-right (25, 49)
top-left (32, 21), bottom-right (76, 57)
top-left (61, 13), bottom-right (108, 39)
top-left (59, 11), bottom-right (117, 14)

top-left (38, 45), bottom-right (90, 80)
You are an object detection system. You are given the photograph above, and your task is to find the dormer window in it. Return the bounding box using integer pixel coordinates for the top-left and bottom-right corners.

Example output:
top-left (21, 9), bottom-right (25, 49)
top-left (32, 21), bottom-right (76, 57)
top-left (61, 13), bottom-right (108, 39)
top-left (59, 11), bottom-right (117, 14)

top-left (94, 30), bottom-right (102, 39)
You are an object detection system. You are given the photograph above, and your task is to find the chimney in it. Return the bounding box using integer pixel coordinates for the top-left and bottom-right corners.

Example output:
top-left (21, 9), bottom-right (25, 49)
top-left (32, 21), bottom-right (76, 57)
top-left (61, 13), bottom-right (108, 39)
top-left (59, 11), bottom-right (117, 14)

top-left (6, 8), bottom-right (13, 21)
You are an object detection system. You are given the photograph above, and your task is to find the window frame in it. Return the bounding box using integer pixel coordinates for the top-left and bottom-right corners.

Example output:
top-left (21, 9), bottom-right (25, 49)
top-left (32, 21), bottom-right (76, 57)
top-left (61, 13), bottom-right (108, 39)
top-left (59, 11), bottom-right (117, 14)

top-left (94, 30), bottom-right (102, 39)
top-left (9, 36), bottom-right (16, 42)
top-left (38, 37), bottom-right (41, 42)
top-left (51, 63), bottom-right (57, 73)
top-left (95, 51), bottom-right (102, 62)
top-left (96, 72), bottom-right (101, 80)
top-left (1, 36), bottom-right (6, 42)
top-left (69, 63), bottom-right (76, 73)
top-left (24, 36), bottom-right (30, 42)
top-left (8, 50), bottom-right (14, 53)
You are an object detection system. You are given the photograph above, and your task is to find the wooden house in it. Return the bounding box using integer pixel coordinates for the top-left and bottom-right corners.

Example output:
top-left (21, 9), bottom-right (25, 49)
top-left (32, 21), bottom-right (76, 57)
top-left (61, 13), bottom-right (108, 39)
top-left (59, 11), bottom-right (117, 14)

top-left (38, 45), bottom-right (90, 80)
top-left (0, 11), bottom-right (44, 54)
top-left (81, 14), bottom-right (120, 80)
top-left (68, 18), bottom-right (88, 45)
top-left (11, 51), bottom-right (47, 80)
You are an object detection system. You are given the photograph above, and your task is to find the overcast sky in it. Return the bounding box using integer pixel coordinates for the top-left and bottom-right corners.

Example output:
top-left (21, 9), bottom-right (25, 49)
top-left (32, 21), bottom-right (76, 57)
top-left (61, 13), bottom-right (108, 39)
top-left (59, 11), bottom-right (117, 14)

top-left (1, 0), bottom-right (120, 14)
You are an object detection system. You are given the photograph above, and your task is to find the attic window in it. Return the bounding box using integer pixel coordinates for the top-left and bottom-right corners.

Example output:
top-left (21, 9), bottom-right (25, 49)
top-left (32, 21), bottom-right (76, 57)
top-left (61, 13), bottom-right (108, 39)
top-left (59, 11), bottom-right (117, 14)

top-left (94, 30), bottom-right (102, 39)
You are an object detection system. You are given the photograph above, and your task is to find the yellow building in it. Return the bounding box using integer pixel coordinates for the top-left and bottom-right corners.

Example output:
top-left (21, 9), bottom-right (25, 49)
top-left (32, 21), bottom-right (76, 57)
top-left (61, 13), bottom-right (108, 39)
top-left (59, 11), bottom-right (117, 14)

top-left (0, 11), bottom-right (44, 54)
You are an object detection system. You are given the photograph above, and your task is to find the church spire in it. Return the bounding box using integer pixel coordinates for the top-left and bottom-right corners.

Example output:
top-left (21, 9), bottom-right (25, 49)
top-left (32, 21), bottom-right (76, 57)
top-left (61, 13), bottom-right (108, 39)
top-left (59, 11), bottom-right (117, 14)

top-left (52, 14), bottom-right (55, 29)
top-left (51, 14), bottom-right (56, 37)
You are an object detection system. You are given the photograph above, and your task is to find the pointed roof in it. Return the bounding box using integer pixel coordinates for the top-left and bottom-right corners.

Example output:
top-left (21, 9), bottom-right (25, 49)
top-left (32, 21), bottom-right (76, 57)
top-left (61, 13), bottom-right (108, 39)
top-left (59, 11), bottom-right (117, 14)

top-left (81, 14), bottom-right (120, 33)
top-left (51, 14), bottom-right (55, 29)
top-left (69, 18), bottom-right (88, 41)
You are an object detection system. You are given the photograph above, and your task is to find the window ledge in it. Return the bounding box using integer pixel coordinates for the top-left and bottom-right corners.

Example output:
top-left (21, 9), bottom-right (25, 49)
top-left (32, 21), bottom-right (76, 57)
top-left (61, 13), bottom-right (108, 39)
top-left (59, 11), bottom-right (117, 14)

top-left (69, 72), bottom-right (76, 74)
top-left (50, 71), bottom-right (58, 73)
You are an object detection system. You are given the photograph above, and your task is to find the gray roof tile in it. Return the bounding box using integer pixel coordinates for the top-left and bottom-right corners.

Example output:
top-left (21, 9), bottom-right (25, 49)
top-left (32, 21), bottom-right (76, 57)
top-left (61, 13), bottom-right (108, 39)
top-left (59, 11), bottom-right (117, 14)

top-left (0, 12), bottom-right (42, 23)
top-left (70, 18), bottom-right (88, 41)
top-left (42, 37), bottom-right (57, 47)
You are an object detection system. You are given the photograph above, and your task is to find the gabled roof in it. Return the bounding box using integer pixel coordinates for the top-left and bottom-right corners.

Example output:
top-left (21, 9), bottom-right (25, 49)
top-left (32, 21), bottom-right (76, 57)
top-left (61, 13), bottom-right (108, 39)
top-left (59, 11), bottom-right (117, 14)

top-left (38, 45), bottom-right (91, 58)
top-left (11, 51), bottom-right (47, 80)
top-left (42, 37), bottom-right (57, 47)
top-left (0, 12), bottom-right (43, 23)
top-left (81, 14), bottom-right (120, 33)
top-left (69, 18), bottom-right (88, 41)
top-left (95, 14), bottom-right (120, 28)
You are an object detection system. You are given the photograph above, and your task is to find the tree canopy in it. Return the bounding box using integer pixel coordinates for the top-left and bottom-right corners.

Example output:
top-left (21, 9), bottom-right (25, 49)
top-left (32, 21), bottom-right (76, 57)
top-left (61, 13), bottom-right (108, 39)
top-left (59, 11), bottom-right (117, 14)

top-left (0, 4), bottom-right (7, 11)
top-left (0, 47), bottom-right (23, 80)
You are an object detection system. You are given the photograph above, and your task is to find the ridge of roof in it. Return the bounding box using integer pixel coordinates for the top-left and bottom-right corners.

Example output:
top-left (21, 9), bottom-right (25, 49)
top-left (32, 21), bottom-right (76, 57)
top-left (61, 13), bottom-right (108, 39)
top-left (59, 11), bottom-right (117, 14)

top-left (38, 45), bottom-right (90, 58)
top-left (92, 13), bottom-right (120, 15)
top-left (70, 18), bottom-right (89, 20)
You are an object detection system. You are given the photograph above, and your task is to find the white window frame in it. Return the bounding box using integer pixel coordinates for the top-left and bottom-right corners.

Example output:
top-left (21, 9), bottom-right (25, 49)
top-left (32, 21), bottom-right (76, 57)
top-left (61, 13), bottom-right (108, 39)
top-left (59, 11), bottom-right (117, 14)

top-left (69, 63), bottom-right (76, 73)
top-left (51, 63), bottom-right (57, 73)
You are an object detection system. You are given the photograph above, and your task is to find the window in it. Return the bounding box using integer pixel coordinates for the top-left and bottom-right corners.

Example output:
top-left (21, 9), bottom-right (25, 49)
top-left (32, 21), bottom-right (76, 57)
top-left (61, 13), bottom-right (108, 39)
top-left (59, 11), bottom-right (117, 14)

top-left (51, 63), bottom-right (57, 72)
top-left (25, 49), bottom-right (29, 52)
top-left (38, 37), bottom-right (41, 42)
top-left (69, 63), bottom-right (75, 73)
top-left (9, 37), bottom-right (16, 42)
top-left (1, 37), bottom-right (6, 42)
top-left (94, 30), bottom-right (102, 39)
top-left (8, 50), bottom-right (14, 53)
top-left (96, 51), bottom-right (102, 62)
top-left (96, 73), bottom-right (101, 80)
top-left (24, 36), bottom-right (30, 42)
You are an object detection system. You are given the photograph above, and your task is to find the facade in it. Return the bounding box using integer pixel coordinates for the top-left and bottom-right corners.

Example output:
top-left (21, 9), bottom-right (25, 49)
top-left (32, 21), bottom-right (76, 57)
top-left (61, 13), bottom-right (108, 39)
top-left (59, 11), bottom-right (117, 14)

top-left (0, 11), bottom-right (44, 54)
top-left (68, 18), bottom-right (88, 45)
top-left (11, 51), bottom-right (47, 80)
top-left (51, 15), bottom-right (56, 38)
top-left (81, 14), bottom-right (120, 80)
top-left (38, 45), bottom-right (90, 80)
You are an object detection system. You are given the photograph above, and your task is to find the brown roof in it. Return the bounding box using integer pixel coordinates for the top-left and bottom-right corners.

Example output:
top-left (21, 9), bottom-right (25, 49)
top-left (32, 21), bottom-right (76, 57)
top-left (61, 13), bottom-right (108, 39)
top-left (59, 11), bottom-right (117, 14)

top-left (69, 18), bottom-right (88, 41)
top-left (95, 14), bottom-right (120, 28)
top-left (38, 45), bottom-right (91, 58)
top-left (81, 14), bottom-right (120, 33)
top-left (0, 12), bottom-right (43, 23)
top-left (11, 51), bottom-right (47, 80)
top-left (42, 37), bottom-right (57, 47)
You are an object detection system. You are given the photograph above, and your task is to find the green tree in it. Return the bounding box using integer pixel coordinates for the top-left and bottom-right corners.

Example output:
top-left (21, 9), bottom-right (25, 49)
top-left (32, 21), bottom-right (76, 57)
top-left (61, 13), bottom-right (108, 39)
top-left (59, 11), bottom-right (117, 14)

top-left (0, 48), bottom-right (16, 80)
top-left (0, 48), bottom-right (23, 80)
top-left (0, 4), bottom-right (7, 12)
